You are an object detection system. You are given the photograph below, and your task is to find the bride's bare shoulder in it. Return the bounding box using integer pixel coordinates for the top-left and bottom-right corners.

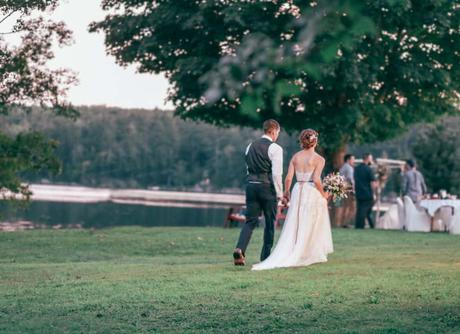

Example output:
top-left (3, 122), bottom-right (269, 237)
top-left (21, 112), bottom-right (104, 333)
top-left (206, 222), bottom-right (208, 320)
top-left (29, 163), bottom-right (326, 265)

top-left (290, 150), bottom-right (304, 162)
top-left (314, 152), bottom-right (325, 164)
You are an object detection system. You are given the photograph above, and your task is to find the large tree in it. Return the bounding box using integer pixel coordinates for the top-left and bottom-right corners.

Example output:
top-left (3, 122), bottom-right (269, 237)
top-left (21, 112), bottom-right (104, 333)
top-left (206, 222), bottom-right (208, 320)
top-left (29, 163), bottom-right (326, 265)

top-left (91, 0), bottom-right (460, 167)
top-left (0, 0), bottom-right (76, 198)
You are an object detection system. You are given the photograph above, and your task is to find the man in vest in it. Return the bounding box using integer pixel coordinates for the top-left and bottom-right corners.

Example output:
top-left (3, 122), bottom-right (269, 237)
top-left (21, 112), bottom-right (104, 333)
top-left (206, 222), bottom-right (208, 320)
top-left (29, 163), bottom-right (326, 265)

top-left (233, 119), bottom-right (283, 266)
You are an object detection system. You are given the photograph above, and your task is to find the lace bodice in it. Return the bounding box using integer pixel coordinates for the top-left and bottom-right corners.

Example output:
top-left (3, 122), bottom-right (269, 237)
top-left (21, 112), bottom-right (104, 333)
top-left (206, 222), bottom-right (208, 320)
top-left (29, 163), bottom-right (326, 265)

top-left (296, 171), bottom-right (313, 182)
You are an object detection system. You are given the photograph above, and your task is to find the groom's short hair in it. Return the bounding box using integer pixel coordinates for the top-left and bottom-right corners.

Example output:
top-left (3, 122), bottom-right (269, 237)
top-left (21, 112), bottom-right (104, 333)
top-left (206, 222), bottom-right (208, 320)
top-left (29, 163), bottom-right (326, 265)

top-left (263, 119), bottom-right (280, 133)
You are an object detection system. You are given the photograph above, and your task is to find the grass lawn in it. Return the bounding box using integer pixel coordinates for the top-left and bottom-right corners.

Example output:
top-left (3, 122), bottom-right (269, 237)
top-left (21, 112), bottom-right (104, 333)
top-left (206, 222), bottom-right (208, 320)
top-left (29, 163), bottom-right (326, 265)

top-left (0, 226), bottom-right (459, 333)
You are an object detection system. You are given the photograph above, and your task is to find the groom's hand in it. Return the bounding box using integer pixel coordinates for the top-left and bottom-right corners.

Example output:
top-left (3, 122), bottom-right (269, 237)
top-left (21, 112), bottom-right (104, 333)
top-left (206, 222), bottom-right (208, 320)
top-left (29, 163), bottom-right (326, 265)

top-left (279, 195), bottom-right (289, 207)
top-left (277, 197), bottom-right (284, 207)
top-left (283, 190), bottom-right (290, 201)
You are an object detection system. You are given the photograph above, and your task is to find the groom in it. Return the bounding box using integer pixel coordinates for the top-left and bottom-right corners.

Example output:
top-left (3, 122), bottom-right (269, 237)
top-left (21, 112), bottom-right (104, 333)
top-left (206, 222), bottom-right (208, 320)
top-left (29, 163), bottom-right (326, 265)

top-left (233, 119), bottom-right (283, 266)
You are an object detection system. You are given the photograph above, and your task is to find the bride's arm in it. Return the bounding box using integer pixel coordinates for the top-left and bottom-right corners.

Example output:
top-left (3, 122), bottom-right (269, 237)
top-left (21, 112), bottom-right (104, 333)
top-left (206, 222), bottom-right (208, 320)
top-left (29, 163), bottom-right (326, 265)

top-left (283, 159), bottom-right (295, 200)
top-left (312, 157), bottom-right (329, 199)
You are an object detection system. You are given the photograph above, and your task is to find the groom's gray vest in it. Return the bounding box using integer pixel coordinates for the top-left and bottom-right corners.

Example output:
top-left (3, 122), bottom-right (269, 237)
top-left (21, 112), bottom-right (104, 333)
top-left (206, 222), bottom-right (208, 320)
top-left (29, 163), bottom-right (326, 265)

top-left (245, 137), bottom-right (273, 185)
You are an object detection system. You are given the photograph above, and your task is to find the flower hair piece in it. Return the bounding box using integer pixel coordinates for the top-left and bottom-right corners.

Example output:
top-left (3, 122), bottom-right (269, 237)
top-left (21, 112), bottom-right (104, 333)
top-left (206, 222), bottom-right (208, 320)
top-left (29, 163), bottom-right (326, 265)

top-left (299, 129), bottom-right (319, 149)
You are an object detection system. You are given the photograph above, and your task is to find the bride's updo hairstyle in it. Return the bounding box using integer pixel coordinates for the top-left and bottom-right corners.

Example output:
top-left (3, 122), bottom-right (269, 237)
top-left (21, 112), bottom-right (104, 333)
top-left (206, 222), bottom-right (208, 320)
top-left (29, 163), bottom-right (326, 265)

top-left (299, 129), bottom-right (318, 149)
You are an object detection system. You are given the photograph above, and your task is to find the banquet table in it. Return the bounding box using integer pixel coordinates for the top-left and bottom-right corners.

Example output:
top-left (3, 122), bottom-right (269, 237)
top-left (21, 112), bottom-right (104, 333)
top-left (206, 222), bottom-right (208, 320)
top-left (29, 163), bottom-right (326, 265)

top-left (419, 199), bottom-right (460, 231)
top-left (419, 199), bottom-right (460, 217)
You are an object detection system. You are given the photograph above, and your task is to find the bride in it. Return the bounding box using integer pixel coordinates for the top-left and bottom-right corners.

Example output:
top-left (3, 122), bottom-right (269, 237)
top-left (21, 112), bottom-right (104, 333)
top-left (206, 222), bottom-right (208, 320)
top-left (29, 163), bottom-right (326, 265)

top-left (252, 129), bottom-right (333, 271)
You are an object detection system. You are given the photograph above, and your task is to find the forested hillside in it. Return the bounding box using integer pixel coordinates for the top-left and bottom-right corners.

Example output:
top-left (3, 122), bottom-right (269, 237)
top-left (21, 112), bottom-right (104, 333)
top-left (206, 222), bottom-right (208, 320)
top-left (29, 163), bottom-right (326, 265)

top-left (1, 107), bottom-right (300, 191)
top-left (2, 107), bottom-right (458, 193)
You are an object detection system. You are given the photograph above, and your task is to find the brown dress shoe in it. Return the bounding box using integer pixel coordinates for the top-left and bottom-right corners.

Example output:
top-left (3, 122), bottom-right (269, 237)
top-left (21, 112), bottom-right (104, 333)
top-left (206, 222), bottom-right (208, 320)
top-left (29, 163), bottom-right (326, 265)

top-left (233, 248), bottom-right (245, 266)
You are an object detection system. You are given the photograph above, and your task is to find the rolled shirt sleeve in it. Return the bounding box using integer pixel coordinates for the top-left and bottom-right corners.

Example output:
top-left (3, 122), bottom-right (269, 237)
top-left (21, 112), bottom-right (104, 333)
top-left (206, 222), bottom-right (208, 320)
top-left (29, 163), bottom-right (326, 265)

top-left (419, 172), bottom-right (427, 194)
top-left (268, 143), bottom-right (283, 198)
top-left (245, 143), bottom-right (252, 155)
top-left (244, 143), bottom-right (252, 174)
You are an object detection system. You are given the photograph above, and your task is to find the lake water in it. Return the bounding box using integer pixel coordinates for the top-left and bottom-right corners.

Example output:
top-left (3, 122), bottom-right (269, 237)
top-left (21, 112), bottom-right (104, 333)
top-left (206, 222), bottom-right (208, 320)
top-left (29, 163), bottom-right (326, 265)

top-left (0, 201), bottom-right (229, 228)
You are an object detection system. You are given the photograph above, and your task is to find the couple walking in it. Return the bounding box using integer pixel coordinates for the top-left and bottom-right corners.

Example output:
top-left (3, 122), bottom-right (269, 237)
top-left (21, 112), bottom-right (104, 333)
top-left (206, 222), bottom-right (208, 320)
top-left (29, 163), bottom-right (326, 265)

top-left (233, 120), bottom-right (333, 270)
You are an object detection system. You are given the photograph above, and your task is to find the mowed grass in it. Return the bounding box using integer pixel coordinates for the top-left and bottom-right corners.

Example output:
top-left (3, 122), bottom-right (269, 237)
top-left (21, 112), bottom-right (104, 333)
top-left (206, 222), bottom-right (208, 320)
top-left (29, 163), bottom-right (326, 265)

top-left (0, 226), bottom-right (459, 333)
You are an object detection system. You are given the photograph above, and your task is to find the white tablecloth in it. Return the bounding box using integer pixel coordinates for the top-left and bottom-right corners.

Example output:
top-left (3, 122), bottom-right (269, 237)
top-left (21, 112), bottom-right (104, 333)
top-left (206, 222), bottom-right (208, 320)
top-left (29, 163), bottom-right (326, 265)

top-left (419, 199), bottom-right (460, 217)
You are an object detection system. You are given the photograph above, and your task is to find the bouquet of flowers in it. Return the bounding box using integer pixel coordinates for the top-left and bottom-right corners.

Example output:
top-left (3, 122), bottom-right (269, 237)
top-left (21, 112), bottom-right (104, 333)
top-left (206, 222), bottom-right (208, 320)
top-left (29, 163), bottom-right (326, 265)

top-left (323, 172), bottom-right (350, 202)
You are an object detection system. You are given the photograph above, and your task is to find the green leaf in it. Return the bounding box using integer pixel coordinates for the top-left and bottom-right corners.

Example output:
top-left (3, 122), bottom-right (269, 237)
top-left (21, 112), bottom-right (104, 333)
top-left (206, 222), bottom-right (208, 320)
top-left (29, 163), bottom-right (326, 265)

top-left (299, 63), bottom-right (323, 80)
top-left (273, 80), bottom-right (302, 114)
top-left (240, 92), bottom-right (264, 120)
top-left (350, 16), bottom-right (376, 36)
top-left (320, 42), bottom-right (339, 62)
top-left (275, 80), bottom-right (302, 97)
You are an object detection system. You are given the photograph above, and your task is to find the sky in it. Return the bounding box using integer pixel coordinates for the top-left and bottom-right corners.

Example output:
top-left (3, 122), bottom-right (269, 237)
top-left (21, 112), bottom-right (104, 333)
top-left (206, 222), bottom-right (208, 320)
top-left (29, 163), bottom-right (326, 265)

top-left (45, 0), bottom-right (171, 109)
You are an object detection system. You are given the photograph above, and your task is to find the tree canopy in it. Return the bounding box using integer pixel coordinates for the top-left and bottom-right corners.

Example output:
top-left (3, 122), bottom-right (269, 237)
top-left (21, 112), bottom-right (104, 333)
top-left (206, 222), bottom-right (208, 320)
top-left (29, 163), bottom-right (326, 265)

top-left (0, 0), bottom-right (75, 197)
top-left (92, 0), bottom-right (460, 166)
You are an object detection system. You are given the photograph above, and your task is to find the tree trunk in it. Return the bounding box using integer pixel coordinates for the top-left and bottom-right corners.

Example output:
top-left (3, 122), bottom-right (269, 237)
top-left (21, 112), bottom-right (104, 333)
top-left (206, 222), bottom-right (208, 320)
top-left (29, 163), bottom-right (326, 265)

top-left (325, 142), bottom-right (348, 227)
top-left (322, 143), bottom-right (348, 172)
top-left (331, 144), bottom-right (347, 171)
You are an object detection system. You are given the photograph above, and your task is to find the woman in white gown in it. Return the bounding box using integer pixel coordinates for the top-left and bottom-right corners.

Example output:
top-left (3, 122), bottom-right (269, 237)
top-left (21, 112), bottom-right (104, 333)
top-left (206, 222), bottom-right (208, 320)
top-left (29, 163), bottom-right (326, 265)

top-left (252, 129), bottom-right (333, 270)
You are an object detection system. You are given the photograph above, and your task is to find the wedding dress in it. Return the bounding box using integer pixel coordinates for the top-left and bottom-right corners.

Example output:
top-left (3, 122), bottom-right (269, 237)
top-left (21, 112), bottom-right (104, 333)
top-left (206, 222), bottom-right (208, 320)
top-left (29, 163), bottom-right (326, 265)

top-left (252, 171), bottom-right (333, 270)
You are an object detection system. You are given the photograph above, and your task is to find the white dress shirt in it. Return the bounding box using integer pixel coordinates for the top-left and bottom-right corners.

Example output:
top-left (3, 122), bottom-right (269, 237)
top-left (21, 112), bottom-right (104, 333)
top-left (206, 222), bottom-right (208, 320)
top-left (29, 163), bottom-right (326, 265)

top-left (245, 135), bottom-right (283, 198)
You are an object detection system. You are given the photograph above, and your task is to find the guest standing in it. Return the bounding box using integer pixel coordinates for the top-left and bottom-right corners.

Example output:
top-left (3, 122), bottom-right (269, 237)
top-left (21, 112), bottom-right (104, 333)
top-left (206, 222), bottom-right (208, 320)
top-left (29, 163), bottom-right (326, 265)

top-left (336, 154), bottom-right (355, 227)
top-left (401, 159), bottom-right (427, 203)
top-left (354, 153), bottom-right (377, 229)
